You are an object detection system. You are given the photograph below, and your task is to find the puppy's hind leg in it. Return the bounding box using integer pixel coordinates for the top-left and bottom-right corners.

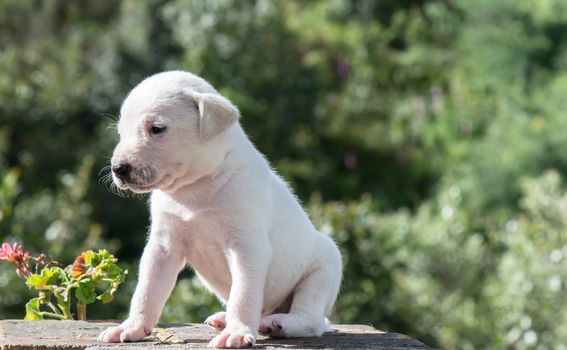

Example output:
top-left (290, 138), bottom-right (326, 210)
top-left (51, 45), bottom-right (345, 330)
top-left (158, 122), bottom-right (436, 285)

top-left (260, 241), bottom-right (342, 338)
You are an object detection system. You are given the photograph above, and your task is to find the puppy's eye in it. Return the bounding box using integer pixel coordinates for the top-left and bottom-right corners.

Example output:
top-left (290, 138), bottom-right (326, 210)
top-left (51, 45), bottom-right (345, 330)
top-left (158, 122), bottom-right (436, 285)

top-left (150, 125), bottom-right (167, 135)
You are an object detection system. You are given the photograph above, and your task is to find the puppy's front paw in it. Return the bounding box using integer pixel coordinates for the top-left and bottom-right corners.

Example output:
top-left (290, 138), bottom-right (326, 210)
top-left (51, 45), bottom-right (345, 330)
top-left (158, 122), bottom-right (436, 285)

top-left (98, 320), bottom-right (151, 343)
top-left (205, 311), bottom-right (227, 331)
top-left (207, 325), bottom-right (255, 348)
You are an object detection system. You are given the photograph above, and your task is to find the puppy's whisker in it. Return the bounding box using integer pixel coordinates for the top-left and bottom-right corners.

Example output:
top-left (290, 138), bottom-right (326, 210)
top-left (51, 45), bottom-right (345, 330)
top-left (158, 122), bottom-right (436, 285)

top-left (109, 183), bottom-right (128, 198)
top-left (102, 175), bottom-right (114, 187)
top-left (101, 173), bottom-right (129, 198)
top-left (99, 165), bottom-right (112, 177)
top-left (98, 169), bottom-right (113, 184)
top-left (100, 112), bottom-right (118, 121)
top-left (133, 192), bottom-right (145, 200)
top-left (100, 113), bottom-right (119, 128)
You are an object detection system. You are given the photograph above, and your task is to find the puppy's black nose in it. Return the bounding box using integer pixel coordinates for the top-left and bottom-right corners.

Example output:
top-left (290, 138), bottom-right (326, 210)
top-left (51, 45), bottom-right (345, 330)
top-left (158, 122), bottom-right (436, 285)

top-left (112, 163), bottom-right (131, 180)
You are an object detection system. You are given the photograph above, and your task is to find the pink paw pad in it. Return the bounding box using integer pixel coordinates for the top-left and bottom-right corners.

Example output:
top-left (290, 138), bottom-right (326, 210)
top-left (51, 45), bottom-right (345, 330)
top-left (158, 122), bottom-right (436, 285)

top-left (259, 319), bottom-right (284, 337)
top-left (205, 312), bottom-right (227, 332)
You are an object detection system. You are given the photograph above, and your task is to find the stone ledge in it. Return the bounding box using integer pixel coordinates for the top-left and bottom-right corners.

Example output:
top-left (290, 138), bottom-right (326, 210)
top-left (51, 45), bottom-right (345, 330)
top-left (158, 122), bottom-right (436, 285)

top-left (0, 320), bottom-right (433, 350)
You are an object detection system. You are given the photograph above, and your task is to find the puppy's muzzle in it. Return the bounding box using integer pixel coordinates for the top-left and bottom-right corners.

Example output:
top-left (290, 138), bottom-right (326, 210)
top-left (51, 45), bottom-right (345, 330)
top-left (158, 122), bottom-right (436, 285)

top-left (112, 162), bottom-right (132, 183)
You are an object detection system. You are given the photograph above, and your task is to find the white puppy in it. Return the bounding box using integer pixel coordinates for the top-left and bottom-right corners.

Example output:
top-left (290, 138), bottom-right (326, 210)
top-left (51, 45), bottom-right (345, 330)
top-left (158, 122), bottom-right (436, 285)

top-left (98, 71), bottom-right (342, 348)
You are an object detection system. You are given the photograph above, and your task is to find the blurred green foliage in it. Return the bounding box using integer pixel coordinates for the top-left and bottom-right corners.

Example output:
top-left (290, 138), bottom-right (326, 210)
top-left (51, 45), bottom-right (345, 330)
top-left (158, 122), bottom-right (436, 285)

top-left (1, 0), bottom-right (567, 348)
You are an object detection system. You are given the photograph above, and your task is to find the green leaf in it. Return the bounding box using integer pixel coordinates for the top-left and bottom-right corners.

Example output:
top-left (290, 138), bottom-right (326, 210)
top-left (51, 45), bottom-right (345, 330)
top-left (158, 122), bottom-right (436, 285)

top-left (82, 250), bottom-right (99, 266)
top-left (63, 265), bottom-right (73, 280)
top-left (97, 290), bottom-right (114, 304)
top-left (26, 274), bottom-right (44, 289)
top-left (75, 279), bottom-right (96, 304)
top-left (27, 267), bottom-right (64, 289)
top-left (44, 267), bottom-right (63, 285)
top-left (24, 298), bottom-right (43, 320)
top-left (101, 264), bottom-right (122, 279)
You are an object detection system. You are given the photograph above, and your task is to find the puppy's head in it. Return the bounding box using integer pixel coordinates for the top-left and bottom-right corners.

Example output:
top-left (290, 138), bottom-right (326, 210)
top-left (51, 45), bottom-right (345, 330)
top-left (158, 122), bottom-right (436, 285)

top-left (110, 71), bottom-right (240, 193)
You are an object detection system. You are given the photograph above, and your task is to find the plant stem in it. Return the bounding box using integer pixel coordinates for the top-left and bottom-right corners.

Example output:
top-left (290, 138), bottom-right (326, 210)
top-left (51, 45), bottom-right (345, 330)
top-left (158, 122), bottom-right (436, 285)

top-left (38, 290), bottom-right (65, 318)
top-left (77, 303), bottom-right (87, 321)
top-left (38, 311), bottom-right (67, 320)
top-left (47, 301), bottom-right (63, 316)
top-left (62, 307), bottom-right (73, 320)
top-left (54, 288), bottom-right (73, 320)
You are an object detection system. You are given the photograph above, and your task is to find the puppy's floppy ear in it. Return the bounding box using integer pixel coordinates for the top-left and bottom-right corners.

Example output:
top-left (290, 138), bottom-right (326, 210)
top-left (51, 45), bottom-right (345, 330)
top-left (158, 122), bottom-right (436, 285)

top-left (192, 92), bottom-right (240, 142)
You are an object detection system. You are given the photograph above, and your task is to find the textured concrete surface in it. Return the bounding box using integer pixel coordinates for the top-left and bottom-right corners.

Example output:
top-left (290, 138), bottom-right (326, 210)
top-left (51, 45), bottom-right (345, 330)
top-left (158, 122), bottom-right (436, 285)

top-left (0, 320), bottom-right (432, 349)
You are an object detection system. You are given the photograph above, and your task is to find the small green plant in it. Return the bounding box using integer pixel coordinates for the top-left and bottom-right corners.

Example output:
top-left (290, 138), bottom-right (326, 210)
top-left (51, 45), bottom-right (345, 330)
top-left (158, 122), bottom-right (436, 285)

top-left (0, 242), bottom-right (127, 320)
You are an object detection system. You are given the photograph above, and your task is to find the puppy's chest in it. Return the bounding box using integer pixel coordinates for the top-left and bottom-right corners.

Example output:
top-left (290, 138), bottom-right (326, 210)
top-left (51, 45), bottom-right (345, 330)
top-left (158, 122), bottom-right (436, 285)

top-left (159, 205), bottom-right (225, 240)
top-left (152, 193), bottom-right (229, 258)
top-left (155, 202), bottom-right (231, 291)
